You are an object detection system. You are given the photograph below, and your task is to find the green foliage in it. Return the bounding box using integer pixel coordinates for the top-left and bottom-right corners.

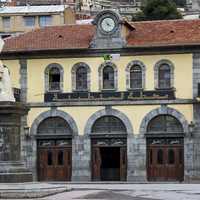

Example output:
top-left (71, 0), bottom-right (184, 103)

top-left (132, 0), bottom-right (182, 21)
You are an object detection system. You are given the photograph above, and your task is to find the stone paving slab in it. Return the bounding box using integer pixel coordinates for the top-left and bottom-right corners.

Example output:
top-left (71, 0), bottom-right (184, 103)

top-left (0, 183), bottom-right (70, 199)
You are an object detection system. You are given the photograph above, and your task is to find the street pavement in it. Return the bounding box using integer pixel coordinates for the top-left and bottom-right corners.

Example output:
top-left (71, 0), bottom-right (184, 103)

top-left (0, 183), bottom-right (200, 200)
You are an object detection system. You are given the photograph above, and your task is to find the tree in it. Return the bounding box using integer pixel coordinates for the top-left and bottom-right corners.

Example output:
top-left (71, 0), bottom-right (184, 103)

top-left (132, 0), bottom-right (182, 21)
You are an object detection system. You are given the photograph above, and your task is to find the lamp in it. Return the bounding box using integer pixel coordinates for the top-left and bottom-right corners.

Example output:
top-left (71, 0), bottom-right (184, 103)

top-left (188, 121), bottom-right (195, 138)
top-left (24, 126), bottom-right (30, 139)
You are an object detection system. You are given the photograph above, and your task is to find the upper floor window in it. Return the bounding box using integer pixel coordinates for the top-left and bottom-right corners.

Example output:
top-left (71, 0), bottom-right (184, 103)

top-left (155, 60), bottom-right (174, 89)
top-left (49, 67), bottom-right (60, 91)
top-left (45, 63), bottom-right (63, 92)
top-left (103, 66), bottom-right (114, 90)
top-left (76, 66), bottom-right (87, 91)
top-left (72, 62), bottom-right (91, 91)
top-left (126, 60), bottom-right (145, 90)
top-left (39, 15), bottom-right (52, 27)
top-left (2, 16), bottom-right (11, 29)
top-left (130, 65), bottom-right (142, 89)
top-left (158, 64), bottom-right (171, 89)
top-left (99, 62), bottom-right (117, 91)
top-left (24, 16), bottom-right (35, 27)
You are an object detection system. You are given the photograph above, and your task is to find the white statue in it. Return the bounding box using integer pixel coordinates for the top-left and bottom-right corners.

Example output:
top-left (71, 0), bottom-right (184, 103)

top-left (0, 38), bottom-right (15, 102)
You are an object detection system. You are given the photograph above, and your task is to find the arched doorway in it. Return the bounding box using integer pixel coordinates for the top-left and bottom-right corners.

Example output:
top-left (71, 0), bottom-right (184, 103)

top-left (146, 115), bottom-right (184, 181)
top-left (91, 116), bottom-right (127, 181)
top-left (37, 117), bottom-right (72, 181)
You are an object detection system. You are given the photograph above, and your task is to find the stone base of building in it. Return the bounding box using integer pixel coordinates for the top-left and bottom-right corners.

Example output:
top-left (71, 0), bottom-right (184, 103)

top-left (0, 102), bottom-right (31, 183)
top-left (0, 161), bottom-right (32, 182)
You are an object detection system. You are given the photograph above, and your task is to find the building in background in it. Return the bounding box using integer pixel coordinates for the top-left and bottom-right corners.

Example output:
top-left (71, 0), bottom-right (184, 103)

top-left (0, 5), bottom-right (76, 38)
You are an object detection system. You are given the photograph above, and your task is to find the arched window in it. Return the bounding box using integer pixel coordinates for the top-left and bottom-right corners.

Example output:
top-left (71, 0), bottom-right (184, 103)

top-left (38, 117), bottom-right (72, 135)
top-left (49, 67), bottom-right (60, 91)
top-left (103, 66), bottom-right (114, 89)
top-left (154, 60), bottom-right (174, 89)
top-left (45, 63), bottom-right (63, 92)
top-left (158, 64), bottom-right (171, 89)
top-left (126, 60), bottom-right (145, 90)
top-left (147, 115), bottom-right (183, 133)
top-left (92, 116), bottom-right (127, 134)
top-left (72, 62), bottom-right (90, 91)
top-left (76, 66), bottom-right (88, 91)
top-left (130, 65), bottom-right (142, 89)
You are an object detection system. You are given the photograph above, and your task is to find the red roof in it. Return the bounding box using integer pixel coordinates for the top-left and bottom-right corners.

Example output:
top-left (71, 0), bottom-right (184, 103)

top-left (3, 19), bottom-right (200, 52)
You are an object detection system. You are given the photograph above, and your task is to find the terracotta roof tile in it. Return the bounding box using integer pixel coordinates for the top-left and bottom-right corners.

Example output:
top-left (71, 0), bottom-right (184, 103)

top-left (128, 19), bottom-right (200, 47)
top-left (3, 19), bottom-right (200, 52)
top-left (3, 25), bottom-right (95, 52)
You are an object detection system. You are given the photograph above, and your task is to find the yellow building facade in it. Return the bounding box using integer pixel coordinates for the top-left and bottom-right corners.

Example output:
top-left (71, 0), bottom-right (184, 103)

top-left (0, 5), bottom-right (75, 38)
top-left (1, 10), bottom-right (200, 182)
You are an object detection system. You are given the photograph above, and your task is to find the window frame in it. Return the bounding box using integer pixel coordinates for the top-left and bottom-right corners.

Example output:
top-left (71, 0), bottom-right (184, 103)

top-left (44, 63), bottom-right (64, 93)
top-left (99, 62), bottom-right (118, 91)
top-left (154, 60), bottom-right (174, 90)
top-left (39, 15), bottom-right (52, 27)
top-left (72, 62), bottom-right (91, 92)
top-left (2, 16), bottom-right (11, 29)
top-left (126, 60), bottom-right (145, 90)
top-left (23, 16), bottom-right (35, 27)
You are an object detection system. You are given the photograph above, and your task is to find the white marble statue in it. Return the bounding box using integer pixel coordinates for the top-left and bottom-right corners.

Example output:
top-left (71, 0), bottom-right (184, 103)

top-left (0, 38), bottom-right (15, 102)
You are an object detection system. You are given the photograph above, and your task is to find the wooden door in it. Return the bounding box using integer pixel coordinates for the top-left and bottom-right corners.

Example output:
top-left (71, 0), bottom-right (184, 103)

top-left (92, 147), bottom-right (101, 181)
top-left (120, 147), bottom-right (127, 181)
top-left (54, 148), bottom-right (72, 181)
top-left (37, 140), bottom-right (72, 181)
top-left (37, 149), bottom-right (55, 181)
top-left (147, 141), bottom-right (184, 181)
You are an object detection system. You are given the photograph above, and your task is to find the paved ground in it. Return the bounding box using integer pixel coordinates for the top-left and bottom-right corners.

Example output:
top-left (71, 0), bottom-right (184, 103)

top-left (1, 183), bottom-right (200, 200)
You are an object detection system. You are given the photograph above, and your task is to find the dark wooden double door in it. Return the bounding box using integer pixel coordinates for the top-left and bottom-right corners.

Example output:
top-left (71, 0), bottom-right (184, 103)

top-left (147, 138), bottom-right (184, 181)
top-left (92, 142), bottom-right (127, 181)
top-left (37, 139), bottom-right (72, 181)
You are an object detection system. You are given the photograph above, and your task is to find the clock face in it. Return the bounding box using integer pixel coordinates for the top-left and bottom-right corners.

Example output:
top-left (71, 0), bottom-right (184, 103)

top-left (101, 17), bottom-right (116, 33)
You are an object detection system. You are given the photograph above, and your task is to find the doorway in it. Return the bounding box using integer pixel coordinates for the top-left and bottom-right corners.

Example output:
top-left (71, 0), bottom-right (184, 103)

top-left (92, 145), bottom-right (127, 181)
top-left (147, 138), bottom-right (184, 181)
top-left (100, 147), bottom-right (120, 181)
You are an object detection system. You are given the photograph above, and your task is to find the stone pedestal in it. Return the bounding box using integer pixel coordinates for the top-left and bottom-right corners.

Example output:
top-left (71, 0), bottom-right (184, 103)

top-left (0, 102), bottom-right (32, 182)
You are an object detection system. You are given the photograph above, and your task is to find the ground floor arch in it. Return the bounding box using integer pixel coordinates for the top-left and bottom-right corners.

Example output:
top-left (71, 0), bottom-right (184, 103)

top-left (84, 108), bottom-right (133, 181)
top-left (140, 106), bottom-right (188, 182)
top-left (30, 109), bottom-right (78, 181)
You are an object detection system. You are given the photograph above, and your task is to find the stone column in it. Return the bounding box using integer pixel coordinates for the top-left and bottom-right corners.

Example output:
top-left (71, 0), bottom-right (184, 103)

top-left (127, 135), bottom-right (147, 182)
top-left (72, 135), bottom-right (91, 181)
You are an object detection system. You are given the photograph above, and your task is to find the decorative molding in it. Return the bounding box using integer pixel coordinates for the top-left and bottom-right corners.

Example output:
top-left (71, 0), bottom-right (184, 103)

top-left (98, 61), bottom-right (118, 91)
top-left (71, 62), bottom-right (91, 92)
top-left (30, 109), bottom-right (78, 137)
top-left (44, 63), bottom-right (64, 93)
top-left (84, 108), bottom-right (133, 136)
top-left (154, 59), bottom-right (175, 89)
top-left (139, 106), bottom-right (189, 137)
top-left (126, 60), bottom-right (146, 90)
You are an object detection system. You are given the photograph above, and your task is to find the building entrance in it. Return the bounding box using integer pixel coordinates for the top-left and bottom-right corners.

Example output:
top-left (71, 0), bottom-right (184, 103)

top-left (147, 138), bottom-right (184, 181)
top-left (36, 117), bottom-right (73, 181)
top-left (90, 115), bottom-right (128, 181)
top-left (92, 144), bottom-right (127, 181)
top-left (100, 147), bottom-right (120, 181)
top-left (146, 115), bottom-right (184, 182)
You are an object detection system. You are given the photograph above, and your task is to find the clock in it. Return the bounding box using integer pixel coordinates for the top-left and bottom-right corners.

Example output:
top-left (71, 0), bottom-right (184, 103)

top-left (100, 17), bottom-right (116, 33)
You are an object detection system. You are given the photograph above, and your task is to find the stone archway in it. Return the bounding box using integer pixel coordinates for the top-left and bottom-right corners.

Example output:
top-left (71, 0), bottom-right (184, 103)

top-left (139, 106), bottom-right (189, 137)
top-left (84, 108), bottom-right (133, 181)
top-left (30, 109), bottom-right (78, 181)
top-left (139, 106), bottom-right (189, 182)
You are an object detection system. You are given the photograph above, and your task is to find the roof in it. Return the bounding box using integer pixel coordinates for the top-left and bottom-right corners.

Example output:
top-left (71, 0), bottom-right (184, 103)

top-left (0, 5), bottom-right (67, 14)
top-left (3, 19), bottom-right (200, 53)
